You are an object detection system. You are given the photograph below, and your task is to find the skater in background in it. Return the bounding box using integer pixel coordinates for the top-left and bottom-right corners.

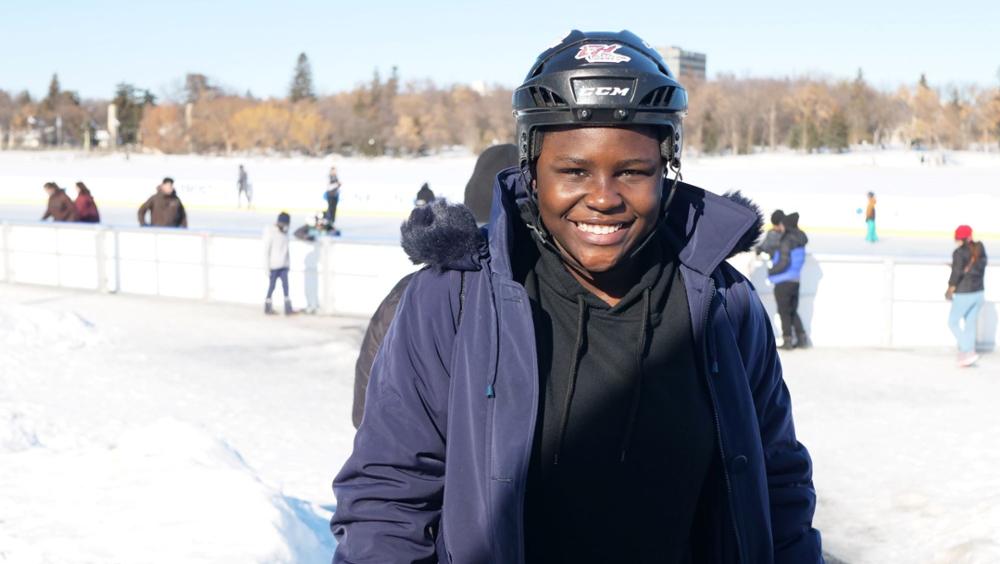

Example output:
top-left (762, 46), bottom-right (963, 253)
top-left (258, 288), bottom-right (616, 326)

top-left (463, 143), bottom-right (519, 225)
top-left (414, 182), bottom-right (435, 207)
top-left (73, 182), bottom-right (100, 223)
top-left (946, 225), bottom-right (987, 367)
top-left (138, 178), bottom-right (187, 228)
top-left (263, 211), bottom-right (293, 315)
top-left (865, 191), bottom-right (878, 243)
top-left (769, 212), bottom-right (811, 349)
top-left (40, 182), bottom-right (77, 222)
top-left (237, 164), bottom-right (252, 209)
top-left (755, 209), bottom-right (785, 257)
top-left (325, 166), bottom-right (342, 227)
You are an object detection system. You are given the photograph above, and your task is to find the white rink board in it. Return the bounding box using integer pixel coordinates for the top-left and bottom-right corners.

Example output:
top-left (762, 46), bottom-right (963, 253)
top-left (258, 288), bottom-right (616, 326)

top-left (2, 220), bottom-right (996, 348)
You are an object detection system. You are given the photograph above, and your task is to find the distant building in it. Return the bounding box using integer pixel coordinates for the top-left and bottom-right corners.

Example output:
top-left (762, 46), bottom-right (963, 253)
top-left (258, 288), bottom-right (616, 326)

top-left (657, 46), bottom-right (707, 81)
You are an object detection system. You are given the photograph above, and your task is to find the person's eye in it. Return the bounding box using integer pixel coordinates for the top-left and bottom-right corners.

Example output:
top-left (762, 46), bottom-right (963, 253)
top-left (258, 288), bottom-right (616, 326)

top-left (619, 168), bottom-right (654, 178)
top-left (558, 168), bottom-right (588, 177)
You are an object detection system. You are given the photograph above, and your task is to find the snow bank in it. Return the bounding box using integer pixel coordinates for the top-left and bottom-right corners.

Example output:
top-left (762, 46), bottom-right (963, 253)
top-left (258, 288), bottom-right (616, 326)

top-left (0, 301), bottom-right (101, 350)
top-left (0, 418), bottom-right (335, 563)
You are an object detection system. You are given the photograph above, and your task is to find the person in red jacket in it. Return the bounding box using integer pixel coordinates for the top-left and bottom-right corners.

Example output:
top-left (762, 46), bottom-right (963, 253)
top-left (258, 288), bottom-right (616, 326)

top-left (74, 182), bottom-right (101, 223)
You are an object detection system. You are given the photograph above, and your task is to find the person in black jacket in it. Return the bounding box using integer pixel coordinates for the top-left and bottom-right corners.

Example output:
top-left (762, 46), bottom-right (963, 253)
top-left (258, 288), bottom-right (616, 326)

top-left (350, 144), bottom-right (518, 429)
top-left (755, 209), bottom-right (785, 257)
top-left (767, 213), bottom-right (810, 349)
top-left (946, 224), bottom-right (987, 367)
top-left (414, 183), bottom-right (436, 207)
top-left (463, 143), bottom-right (519, 225)
top-left (325, 166), bottom-right (342, 226)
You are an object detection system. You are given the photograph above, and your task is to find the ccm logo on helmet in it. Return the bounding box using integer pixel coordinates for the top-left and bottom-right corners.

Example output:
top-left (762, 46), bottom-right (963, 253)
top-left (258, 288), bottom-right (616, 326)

top-left (575, 44), bottom-right (631, 64)
top-left (576, 86), bottom-right (631, 97)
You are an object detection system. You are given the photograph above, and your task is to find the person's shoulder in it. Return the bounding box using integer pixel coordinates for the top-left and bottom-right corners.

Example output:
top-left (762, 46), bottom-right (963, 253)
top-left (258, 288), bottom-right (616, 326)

top-left (403, 266), bottom-right (462, 303)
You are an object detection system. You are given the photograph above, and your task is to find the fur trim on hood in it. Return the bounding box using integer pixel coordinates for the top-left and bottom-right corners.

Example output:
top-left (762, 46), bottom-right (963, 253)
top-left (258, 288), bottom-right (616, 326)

top-left (400, 198), bottom-right (485, 271)
top-left (722, 190), bottom-right (763, 258)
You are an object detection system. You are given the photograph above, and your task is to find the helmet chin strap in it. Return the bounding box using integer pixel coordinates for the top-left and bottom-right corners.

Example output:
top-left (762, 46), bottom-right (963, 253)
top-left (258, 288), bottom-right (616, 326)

top-left (622, 161), bottom-right (681, 261)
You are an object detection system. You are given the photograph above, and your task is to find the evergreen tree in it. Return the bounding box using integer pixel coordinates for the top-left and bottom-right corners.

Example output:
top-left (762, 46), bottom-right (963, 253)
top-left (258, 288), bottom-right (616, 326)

top-left (43, 73), bottom-right (61, 111)
top-left (47, 74), bottom-right (60, 100)
top-left (113, 83), bottom-right (155, 145)
top-left (289, 53), bottom-right (316, 102)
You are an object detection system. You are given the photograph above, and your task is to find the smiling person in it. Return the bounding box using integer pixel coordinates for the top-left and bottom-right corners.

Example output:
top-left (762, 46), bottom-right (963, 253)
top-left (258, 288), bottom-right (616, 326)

top-left (332, 30), bottom-right (822, 564)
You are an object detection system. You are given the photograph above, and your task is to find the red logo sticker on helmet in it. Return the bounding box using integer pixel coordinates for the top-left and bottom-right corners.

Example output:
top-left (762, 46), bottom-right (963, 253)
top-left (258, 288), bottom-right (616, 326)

top-left (575, 44), bottom-right (631, 64)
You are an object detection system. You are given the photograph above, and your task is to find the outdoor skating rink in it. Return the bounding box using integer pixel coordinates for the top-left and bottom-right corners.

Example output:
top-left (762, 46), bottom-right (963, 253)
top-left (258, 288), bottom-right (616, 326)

top-left (2, 283), bottom-right (998, 564)
top-left (2, 148), bottom-right (999, 563)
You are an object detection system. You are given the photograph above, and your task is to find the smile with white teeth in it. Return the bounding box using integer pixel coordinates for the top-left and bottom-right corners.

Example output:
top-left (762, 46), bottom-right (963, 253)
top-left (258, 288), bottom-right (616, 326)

top-left (574, 222), bottom-right (625, 235)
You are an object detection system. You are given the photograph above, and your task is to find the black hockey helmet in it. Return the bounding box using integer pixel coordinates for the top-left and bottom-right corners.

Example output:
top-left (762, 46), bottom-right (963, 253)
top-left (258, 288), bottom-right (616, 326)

top-left (513, 30), bottom-right (688, 171)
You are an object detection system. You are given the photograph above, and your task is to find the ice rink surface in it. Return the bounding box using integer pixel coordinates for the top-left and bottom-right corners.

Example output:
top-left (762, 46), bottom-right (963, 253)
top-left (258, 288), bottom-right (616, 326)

top-left (2, 148), bottom-right (998, 259)
top-left (2, 283), bottom-right (997, 563)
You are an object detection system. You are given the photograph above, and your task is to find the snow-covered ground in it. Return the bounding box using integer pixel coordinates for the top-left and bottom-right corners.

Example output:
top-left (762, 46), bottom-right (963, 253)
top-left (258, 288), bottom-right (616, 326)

top-left (0, 284), bottom-right (361, 563)
top-left (1, 283), bottom-right (998, 563)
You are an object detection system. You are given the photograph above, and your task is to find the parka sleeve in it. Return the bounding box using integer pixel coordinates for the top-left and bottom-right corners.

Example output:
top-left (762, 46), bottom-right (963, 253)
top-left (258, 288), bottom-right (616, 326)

top-left (331, 269), bottom-right (456, 564)
top-left (352, 273), bottom-right (417, 429)
top-left (734, 278), bottom-right (823, 563)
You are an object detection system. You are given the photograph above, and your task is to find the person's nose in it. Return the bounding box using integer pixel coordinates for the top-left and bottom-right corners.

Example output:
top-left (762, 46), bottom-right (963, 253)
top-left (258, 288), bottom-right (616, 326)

top-left (583, 175), bottom-right (625, 213)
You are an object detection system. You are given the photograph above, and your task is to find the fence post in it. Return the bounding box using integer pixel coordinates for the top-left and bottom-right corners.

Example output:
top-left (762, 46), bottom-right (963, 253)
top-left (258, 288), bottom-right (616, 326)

top-left (96, 227), bottom-right (108, 292)
top-left (154, 232), bottom-right (161, 297)
top-left (1, 222), bottom-right (10, 283)
top-left (884, 258), bottom-right (895, 348)
top-left (112, 229), bottom-right (121, 293)
top-left (202, 232), bottom-right (211, 301)
top-left (320, 238), bottom-right (333, 315)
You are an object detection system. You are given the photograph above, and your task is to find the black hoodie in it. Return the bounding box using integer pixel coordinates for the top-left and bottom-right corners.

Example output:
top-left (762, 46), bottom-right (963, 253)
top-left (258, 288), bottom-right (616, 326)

top-left (517, 219), bottom-right (716, 564)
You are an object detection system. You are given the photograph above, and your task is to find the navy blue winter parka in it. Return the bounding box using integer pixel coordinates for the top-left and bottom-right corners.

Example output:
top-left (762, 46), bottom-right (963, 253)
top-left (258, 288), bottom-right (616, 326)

top-left (332, 168), bottom-right (823, 563)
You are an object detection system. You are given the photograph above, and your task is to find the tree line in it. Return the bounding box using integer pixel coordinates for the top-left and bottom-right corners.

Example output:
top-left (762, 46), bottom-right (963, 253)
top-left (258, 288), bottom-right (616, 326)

top-left (1, 54), bottom-right (999, 156)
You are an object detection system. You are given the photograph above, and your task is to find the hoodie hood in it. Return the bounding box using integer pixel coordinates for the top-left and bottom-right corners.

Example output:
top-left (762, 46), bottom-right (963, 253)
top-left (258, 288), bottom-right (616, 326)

top-left (400, 167), bottom-right (763, 277)
top-left (779, 212), bottom-right (808, 248)
top-left (464, 144), bottom-right (520, 224)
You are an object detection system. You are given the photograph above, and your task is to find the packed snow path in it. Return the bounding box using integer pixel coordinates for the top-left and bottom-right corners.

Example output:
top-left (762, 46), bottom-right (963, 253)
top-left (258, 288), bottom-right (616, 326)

top-left (1, 283), bottom-right (997, 562)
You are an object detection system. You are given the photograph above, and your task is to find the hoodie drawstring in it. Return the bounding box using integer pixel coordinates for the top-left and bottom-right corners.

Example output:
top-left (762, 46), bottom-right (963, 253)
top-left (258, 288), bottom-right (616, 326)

top-left (553, 296), bottom-right (587, 465)
top-left (620, 287), bottom-right (651, 463)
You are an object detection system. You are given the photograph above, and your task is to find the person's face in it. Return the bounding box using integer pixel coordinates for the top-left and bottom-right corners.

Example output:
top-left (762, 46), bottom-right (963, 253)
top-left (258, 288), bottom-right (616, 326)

top-left (161, 182), bottom-right (174, 195)
top-left (774, 223), bottom-right (785, 233)
top-left (534, 126), bottom-right (664, 274)
top-left (44, 186), bottom-right (55, 195)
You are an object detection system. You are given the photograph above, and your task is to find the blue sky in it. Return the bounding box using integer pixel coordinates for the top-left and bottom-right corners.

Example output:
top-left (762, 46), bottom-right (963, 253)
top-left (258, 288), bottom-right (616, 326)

top-left (2, 0), bottom-right (998, 100)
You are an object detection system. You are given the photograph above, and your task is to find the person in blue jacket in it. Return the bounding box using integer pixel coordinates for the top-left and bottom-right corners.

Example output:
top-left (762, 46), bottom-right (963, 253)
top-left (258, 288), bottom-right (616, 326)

top-left (768, 212), bottom-right (810, 349)
top-left (332, 30), bottom-right (822, 564)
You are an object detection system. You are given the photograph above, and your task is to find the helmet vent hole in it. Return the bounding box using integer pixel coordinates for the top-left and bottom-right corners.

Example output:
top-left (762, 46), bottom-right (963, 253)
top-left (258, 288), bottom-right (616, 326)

top-left (529, 86), bottom-right (568, 108)
top-left (659, 87), bottom-right (675, 107)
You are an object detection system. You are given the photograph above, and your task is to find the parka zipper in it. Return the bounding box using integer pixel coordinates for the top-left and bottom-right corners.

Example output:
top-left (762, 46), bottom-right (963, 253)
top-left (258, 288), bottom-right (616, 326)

top-left (700, 279), bottom-right (748, 563)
